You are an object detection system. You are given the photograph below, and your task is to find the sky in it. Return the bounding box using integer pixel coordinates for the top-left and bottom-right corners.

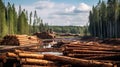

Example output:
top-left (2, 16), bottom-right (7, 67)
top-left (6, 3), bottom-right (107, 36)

top-left (4, 0), bottom-right (106, 26)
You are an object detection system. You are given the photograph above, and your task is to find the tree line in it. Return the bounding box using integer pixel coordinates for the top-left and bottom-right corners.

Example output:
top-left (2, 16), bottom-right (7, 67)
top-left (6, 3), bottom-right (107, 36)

top-left (49, 26), bottom-right (88, 35)
top-left (0, 0), bottom-right (49, 37)
top-left (89, 0), bottom-right (120, 38)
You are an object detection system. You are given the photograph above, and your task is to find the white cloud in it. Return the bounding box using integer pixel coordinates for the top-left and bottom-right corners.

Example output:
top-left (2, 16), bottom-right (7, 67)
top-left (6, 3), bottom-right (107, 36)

top-left (15, 1), bottom-right (92, 26)
top-left (77, 3), bottom-right (91, 11)
top-left (65, 6), bottom-right (76, 12)
top-left (35, 0), bottom-right (55, 9)
top-left (65, 3), bottom-right (91, 14)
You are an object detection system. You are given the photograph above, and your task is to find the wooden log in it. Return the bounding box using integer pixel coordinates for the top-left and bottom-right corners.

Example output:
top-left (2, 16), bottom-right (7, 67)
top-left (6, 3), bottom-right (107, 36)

top-left (6, 52), bottom-right (18, 58)
top-left (0, 35), bottom-right (40, 46)
top-left (14, 49), bottom-right (23, 53)
top-left (67, 54), bottom-right (120, 60)
top-left (66, 44), bottom-right (120, 48)
top-left (64, 46), bottom-right (120, 52)
top-left (65, 45), bottom-right (115, 49)
top-left (66, 44), bottom-right (83, 47)
top-left (85, 54), bottom-right (120, 61)
top-left (70, 41), bottom-right (80, 44)
top-left (72, 50), bottom-right (119, 54)
top-left (18, 53), bottom-right (44, 59)
top-left (68, 53), bottom-right (96, 58)
top-left (16, 34), bottom-right (28, 36)
top-left (27, 48), bottom-right (62, 52)
top-left (14, 49), bottom-right (37, 54)
top-left (65, 46), bottom-right (120, 50)
top-left (63, 50), bottom-right (119, 56)
top-left (22, 65), bottom-right (58, 67)
top-left (21, 58), bottom-right (55, 66)
top-left (67, 54), bottom-right (114, 58)
top-left (44, 54), bottom-right (114, 67)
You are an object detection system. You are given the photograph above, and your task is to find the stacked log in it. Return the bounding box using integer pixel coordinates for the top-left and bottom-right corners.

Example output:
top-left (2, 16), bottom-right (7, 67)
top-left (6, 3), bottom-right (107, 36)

top-left (52, 40), bottom-right (80, 48)
top-left (0, 50), bottom-right (116, 67)
top-left (0, 35), bottom-right (20, 45)
top-left (0, 51), bottom-right (57, 67)
top-left (28, 36), bottom-right (42, 45)
top-left (44, 54), bottom-right (114, 67)
top-left (101, 38), bottom-right (120, 45)
top-left (63, 41), bottom-right (120, 66)
top-left (16, 35), bottom-right (30, 45)
top-left (0, 35), bottom-right (41, 46)
top-left (33, 32), bottom-right (55, 39)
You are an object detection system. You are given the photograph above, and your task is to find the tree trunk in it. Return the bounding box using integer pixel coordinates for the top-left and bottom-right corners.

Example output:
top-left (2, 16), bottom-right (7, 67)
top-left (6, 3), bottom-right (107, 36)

top-left (18, 53), bottom-right (44, 59)
top-left (21, 58), bottom-right (55, 66)
top-left (44, 54), bottom-right (114, 67)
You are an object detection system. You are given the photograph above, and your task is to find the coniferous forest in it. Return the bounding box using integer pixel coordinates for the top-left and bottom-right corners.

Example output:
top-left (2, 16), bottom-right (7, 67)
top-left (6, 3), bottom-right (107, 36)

top-left (0, 0), bottom-right (87, 37)
top-left (0, 0), bottom-right (49, 37)
top-left (89, 0), bottom-right (120, 38)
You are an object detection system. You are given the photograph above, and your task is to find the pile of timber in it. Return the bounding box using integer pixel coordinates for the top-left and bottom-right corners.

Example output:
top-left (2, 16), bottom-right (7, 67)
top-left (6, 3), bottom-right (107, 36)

top-left (62, 41), bottom-right (120, 66)
top-left (33, 32), bottom-right (55, 39)
top-left (101, 38), bottom-right (120, 45)
top-left (0, 35), bottom-right (41, 46)
top-left (52, 40), bottom-right (81, 48)
top-left (0, 49), bottom-right (116, 67)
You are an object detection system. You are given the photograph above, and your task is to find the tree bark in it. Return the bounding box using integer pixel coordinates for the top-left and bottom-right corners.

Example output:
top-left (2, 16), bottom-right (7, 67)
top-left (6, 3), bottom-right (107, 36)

top-left (18, 53), bottom-right (44, 59)
top-left (21, 58), bottom-right (55, 66)
top-left (44, 54), bottom-right (114, 67)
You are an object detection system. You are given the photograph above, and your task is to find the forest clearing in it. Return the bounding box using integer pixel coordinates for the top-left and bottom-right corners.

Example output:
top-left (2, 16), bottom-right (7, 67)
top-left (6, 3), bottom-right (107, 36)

top-left (0, 0), bottom-right (120, 67)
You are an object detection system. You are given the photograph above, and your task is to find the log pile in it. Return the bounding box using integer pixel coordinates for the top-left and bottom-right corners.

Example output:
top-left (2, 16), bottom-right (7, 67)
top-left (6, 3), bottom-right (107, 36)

top-left (0, 49), bottom-right (116, 67)
top-left (0, 35), bottom-right (41, 46)
top-left (52, 40), bottom-right (80, 48)
top-left (33, 32), bottom-right (55, 39)
top-left (62, 41), bottom-right (120, 66)
top-left (101, 38), bottom-right (120, 45)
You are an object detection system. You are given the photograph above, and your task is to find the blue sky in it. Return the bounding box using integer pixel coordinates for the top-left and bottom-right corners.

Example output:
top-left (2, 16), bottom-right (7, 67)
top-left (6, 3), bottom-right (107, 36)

top-left (4, 0), bottom-right (100, 6)
top-left (4, 0), bottom-right (106, 26)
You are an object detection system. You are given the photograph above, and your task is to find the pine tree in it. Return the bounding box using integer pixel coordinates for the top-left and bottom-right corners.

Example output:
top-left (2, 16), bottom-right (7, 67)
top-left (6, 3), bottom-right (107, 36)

top-left (7, 2), bottom-right (14, 34)
top-left (29, 12), bottom-right (32, 34)
top-left (89, 0), bottom-right (120, 38)
top-left (0, 0), bottom-right (8, 37)
top-left (18, 5), bottom-right (22, 16)
top-left (12, 4), bottom-right (17, 34)
top-left (17, 11), bottom-right (29, 34)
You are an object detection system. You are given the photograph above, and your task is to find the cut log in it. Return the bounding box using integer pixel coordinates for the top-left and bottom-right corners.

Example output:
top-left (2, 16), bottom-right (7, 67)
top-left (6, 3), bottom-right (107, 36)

top-left (18, 53), bottom-right (44, 59)
top-left (66, 44), bottom-right (120, 48)
top-left (67, 54), bottom-right (114, 58)
top-left (44, 54), bottom-right (114, 67)
top-left (6, 52), bottom-right (18, 58)
top-left (14, 49), bottom-right (23, 53)
top-left (0, 35), bottom-right (41, 46)
top-left (21, 58), bottom-right (55, 66)
top-left (33, 32), bottom-right (55, 39)
top-left (22, 65), bottom-right (58, 67)
top-left (72, 50), bottom-right (119, 54)
top-left (64, 46), bottom-right (120, 52)
top-left (85, 54), bottom-right (120, 61)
